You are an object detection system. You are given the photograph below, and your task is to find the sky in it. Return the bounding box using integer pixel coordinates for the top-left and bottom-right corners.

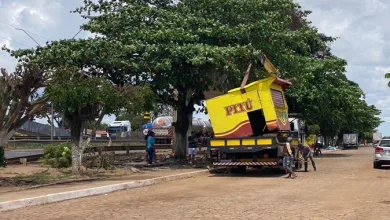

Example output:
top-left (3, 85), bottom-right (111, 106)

top-left (0, 0), bottom-right (389, 134)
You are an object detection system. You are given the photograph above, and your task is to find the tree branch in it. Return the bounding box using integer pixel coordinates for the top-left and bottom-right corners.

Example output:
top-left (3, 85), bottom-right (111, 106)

top-left (12, 96), bottom-right (49, 131)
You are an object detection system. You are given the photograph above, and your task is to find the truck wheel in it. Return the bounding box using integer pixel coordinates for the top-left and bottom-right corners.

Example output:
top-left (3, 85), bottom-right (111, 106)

top-left (231, 166), bottom-right (247, 173)
top-left (374, 162), bottom-right (381, 169)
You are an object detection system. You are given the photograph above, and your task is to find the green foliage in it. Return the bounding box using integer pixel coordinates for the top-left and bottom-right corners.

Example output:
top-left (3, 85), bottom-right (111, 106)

top-left (42, 143), bottom-right (72, 168)
top-left (84, 122), bottom-right (109, 131)
top-left (0, 146), bottom-right (6, 167)
top-left (67, 0), bottom-right (318, 151)
top-left (45, 68), bottom-right (124, 120)
top-left (385, 72), bottom-right (390, 89)
top-left (7, 0), bottom-right (382, 157)
top-left (71, 0), bottom-right (381, 154)
top-left (309, 125), bottom-right (321, 135)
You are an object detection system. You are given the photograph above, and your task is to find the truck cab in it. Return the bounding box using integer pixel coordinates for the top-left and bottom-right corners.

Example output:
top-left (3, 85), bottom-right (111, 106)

top-left (343, 133), bottom-right (358, 149)
top-left (107, 121), bottom-right (131, 138)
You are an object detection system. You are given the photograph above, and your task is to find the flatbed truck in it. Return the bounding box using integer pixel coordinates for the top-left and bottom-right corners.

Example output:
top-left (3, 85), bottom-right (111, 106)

top-left (206, 55), bottom-right (299, 172)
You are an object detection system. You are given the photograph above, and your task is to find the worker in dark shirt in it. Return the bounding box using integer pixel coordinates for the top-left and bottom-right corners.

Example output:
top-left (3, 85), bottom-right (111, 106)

top-left (314, 141), bottom-right (322, 156)
top-left (188, 131), bottom-right (197, 164)
top-left (298, 143), bottom-right (317, 172)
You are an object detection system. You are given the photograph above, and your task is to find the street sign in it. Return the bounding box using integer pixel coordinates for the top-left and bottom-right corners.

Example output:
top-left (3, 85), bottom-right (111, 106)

top-left (142, 129), bottom-right (149, 136)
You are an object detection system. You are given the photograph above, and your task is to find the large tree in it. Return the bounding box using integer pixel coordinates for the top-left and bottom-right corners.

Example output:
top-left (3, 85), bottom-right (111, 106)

top-left (9, 0), bottom-right (382, 159)
top-left (44, 67), bottom-right (124, 172)
top-left (9, 39), bottom-right (155, 172)
top-left (0, 65), bottom-right (48, 146)
top-left (72, 0), bottom-right (327, 158)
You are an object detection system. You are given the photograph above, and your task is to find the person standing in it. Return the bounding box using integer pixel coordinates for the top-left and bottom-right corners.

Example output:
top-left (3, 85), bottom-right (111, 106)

top-left (197, 133), bottom-right (203, 153)
top-left (314, 141), bottom-right (322, 156)
top-left (298, 143), bottom-right (317, 171)
top-left (147, 131), bottom-right (156, 165)
top-left (144, 131), bottom-right (150, 163)
top-left (283, 142), bottom-right (297, 179)
top-left (188, 131), bottom-right (197, 164)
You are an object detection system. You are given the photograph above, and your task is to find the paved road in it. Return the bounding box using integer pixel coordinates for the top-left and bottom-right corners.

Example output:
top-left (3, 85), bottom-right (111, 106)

top-left (4, 147), bottom-right (390, 220)
top-left (4, 149), bottom-right (43, 159)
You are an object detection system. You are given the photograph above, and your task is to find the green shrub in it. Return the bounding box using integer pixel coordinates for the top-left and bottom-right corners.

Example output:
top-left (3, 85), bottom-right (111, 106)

top-left (0, 146), bottom-right (6, 167)
top-left (97, 153), bottom-right (114, 170)
top-left (58, 157), bottom-right (70, 168)
top-left (47, 158), bottom-right (58, 168)
top-left (42, 143), bottom-right (71, 168)
top-left (83, 153), bottom-right (114, 170)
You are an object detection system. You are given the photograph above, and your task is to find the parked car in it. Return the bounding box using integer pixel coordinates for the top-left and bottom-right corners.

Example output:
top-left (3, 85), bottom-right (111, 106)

top-left (373, 139), bottom-right (390, 169)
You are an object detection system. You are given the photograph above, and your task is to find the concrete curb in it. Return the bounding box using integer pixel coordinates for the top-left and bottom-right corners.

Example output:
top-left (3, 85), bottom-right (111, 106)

top-left (0, 169), bottom-right (209, 212)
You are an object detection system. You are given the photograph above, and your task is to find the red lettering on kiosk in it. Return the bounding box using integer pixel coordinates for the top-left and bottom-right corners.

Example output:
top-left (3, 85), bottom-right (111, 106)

top-left (224, 99), bottom-right (253, 116)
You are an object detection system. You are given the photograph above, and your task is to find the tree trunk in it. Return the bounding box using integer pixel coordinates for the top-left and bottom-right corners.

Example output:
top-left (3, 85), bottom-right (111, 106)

top-left (173, 104), bottom-right (193, 159)
top-left (71, 141), bottom-right (82, 172)
top-left (70, 117), bottom-right (83, 173)
top-left (0, 129), bottom-right (16, 147)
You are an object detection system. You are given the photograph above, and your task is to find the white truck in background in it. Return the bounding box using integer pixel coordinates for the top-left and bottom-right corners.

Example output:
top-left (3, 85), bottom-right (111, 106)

top-left (373, 132), bottom-right (382, 144)
top-left (343, 133), bottom-right (358, 149)
top-left (107, 121), bottom-right (131, 138)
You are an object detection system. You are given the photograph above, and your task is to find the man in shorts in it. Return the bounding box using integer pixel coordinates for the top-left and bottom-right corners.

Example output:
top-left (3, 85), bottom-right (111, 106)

top-left (188, 131), bottom-right (197, 164)
top-left (283, 142), bottom-right (297, 179)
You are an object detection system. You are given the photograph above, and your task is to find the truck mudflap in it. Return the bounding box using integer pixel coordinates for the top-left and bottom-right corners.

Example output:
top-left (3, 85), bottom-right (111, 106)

top-left (213, 162), bottom-right (278, 166)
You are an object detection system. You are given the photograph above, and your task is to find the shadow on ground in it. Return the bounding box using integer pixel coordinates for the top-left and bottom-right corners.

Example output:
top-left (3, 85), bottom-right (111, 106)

top-left (209, 167), bottom-right (285, 178)
top-left (313, 153), bottom-right (351, 158)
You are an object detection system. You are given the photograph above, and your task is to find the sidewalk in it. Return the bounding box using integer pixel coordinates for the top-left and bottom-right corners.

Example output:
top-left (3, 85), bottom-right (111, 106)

top-left (0, 169), bottom-right (202, 203)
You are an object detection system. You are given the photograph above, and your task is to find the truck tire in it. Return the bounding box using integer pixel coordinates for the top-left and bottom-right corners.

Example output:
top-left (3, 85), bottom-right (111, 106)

top-left (231, 166), bottom-right (247, 173)
top-left (374, 162), bottom-right (381, 169)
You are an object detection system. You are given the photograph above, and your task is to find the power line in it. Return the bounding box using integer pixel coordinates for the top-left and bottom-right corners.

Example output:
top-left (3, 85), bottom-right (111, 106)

top-left (15, 28), bottom-right (41, 46)
top-left (72, 29), bottom-right (82, 39)
top-left (0, 20), bottom-right (50, 41)
top-left (0, 36), bottom-right (32, 48)
top-left (0, 20), bottom-right (87, 41)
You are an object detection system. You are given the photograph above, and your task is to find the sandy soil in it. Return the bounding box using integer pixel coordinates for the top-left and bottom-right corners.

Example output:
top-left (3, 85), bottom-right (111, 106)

top-left (3, 146), bottom-right (390, 220)
top-left (0, 163), bottom-right (48, 178)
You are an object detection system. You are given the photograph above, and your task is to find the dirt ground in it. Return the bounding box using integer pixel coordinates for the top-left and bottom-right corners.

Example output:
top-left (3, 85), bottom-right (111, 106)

top-left (3, 146), bottom-right (390, 220)
top-left (0, 163), bottom-right (48, 178)
top-left (0, 151), bottom-right (207, 194)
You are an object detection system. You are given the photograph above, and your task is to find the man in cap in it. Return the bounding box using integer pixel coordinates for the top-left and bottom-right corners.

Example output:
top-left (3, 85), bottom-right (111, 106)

top-left (283, 142), bottom-right (297, 179)
top-left (298, 143), bottom-right (317, 171)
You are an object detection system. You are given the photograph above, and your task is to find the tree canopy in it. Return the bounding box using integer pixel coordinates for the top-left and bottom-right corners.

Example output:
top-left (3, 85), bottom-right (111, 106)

top-left (7, 0), bottom-right (382, 158)
top-left (70, 0), bottom-right (333, 157)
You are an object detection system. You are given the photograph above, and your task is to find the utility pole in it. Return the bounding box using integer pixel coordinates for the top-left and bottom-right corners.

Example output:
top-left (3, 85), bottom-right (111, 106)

top-left (51, 103), bottom-right (54, 140)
